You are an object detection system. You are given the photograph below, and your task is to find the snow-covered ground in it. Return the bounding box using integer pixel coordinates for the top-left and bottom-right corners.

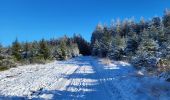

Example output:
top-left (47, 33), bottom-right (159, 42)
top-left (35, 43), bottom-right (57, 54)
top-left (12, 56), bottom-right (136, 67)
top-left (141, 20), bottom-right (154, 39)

top-left (0, 56), bottom-right (170, 100)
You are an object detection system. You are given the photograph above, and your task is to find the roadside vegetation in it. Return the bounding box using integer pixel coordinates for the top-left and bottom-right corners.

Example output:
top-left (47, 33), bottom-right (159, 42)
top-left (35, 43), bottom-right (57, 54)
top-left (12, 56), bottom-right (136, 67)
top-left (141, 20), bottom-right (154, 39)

top-left (91, 9), bottom-right (170, 76)
top-left (0, 34), bottom-right (90, 71)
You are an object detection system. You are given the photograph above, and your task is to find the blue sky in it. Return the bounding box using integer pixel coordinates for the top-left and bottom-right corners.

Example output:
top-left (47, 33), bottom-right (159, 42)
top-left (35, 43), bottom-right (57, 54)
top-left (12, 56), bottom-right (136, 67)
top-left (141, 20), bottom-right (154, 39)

top-left (0, 0), bottom-right (170, 46)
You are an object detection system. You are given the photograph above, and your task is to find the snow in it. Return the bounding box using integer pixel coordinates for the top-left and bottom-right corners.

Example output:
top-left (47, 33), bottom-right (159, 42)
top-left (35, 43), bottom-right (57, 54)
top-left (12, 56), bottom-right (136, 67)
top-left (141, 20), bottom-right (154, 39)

top-left (0, 56), bottom-right (170, 100)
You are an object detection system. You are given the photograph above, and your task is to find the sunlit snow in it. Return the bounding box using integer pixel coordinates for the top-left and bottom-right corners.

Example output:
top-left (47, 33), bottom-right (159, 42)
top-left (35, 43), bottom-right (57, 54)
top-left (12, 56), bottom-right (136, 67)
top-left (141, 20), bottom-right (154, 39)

top-left (0, 56), bottom-right (170, 100)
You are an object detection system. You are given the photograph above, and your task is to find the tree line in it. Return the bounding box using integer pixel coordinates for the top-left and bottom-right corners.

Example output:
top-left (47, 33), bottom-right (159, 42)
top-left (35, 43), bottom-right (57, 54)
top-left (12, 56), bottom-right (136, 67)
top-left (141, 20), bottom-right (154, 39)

top-left (0, 34), bottom-right (90, 70)
top-left (0, 9), bottom-right (170, 74)
top-left (91, 9), bottom-right (170, 73)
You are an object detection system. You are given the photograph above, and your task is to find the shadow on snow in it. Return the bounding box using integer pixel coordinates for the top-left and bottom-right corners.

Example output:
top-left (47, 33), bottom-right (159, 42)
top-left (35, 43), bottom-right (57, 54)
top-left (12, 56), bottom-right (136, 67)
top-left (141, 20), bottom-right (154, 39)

top-left (0, 56), bottom-right (169, 100)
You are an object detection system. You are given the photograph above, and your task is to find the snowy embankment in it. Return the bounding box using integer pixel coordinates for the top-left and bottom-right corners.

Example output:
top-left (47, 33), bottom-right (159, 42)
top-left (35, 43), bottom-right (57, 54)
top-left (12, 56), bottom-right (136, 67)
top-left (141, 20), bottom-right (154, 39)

top-left (0, 56), bottom-right (170, 100)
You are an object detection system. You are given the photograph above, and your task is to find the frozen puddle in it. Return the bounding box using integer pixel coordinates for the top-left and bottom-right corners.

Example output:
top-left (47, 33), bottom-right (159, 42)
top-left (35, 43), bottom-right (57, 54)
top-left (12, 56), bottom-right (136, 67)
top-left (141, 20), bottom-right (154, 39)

top-left (0, 56), bottom-right (170, 100)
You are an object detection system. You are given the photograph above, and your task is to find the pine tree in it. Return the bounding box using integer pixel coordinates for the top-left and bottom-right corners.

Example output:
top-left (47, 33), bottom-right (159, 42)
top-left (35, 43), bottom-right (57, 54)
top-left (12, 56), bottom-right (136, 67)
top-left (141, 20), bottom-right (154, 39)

top-left (116, 19), bottom-right (122, 35)
top-left (107, 34), bottom-right (126, 60)
top-left (139, 17), bottom-right (146, 32)
top-left (148, 25), bottom-right (159, 40)
top-left (91, 23), bottom-right (104, 44)
top-left (122, 19), bottom-right (130, 37)
top-left (125, 29), bottom-right (139, 56)
top-left (11, 38), bottom-right (22, 61)
top-left (59, 37), bottom-right (68, 60)
top-left (163, 9), bottom-right (170, 28)
top-left (110, 19), bottom-right (115, 30)
top-left (73, 34), bottom-right (91, 56)
top-left (92, 40), bottom-right (100, 56)
top-left (139, 29), bottom-right (159, 54)
top-left (39, 39), bottom-right (50, 60)
top-left (129, 17), bottom-right (137, 32)
top-left (132, 30), bottom-right (160, 69)
top-left (53, 46), bottom-right (63, 60)
top-left (0, 43), bottom-right (16, 70)
top-left (23, 42), bottom-right (31, 59)
top-left (99, 26), bottom-right (113, 57)
top-left (152, 17), bottom-right (161, 28)
top-left (30, 41), bottom-right (39, 58)
top-left (70, 43), bottom-right (79, 57)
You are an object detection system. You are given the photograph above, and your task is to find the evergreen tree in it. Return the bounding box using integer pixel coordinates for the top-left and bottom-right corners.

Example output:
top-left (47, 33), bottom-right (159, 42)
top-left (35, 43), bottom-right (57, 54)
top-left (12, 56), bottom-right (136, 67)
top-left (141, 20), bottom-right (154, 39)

top-left (92, 40), bottom-right (100, 56)
top-left (163, 9), bottom-right (170, 28)
top-left (152, 17), bottom-right (161, 28)
top-left (39, 39), bottom-right (50, 60)
top-left (11, 38), bottom-right (22, 61)
top-left (132, 30), bottom-right (159, 69)
top-left (91, 23), bottom-right (104, 44)
top-left (129, 17), bottom-right (137, 32)
top-left (53, 46), bottom-right (63, 60)
top-left (125, 29), bottom-right (139, 55)
top-left (73, 34), bottom-right (91, 56)
top-left (122, 19), bottom-right (130, 37)
top-left (70, 43), bottom-right (79, 57)
top-left (139, 17), bottom-right (146, 32)
top-left (59, 37), bottom-right (68, 60)
top-left (107, 34), bottom-right (126, 60)
top-left (30, 41), bottom-right (39, 58)
top-left (99, 26), bottom-right (113, 57)
top-left (148, 25), bottom-right (159, 40)
top-left (139, 29), bottom-right (159, 54)
top-left (116, 19), bottom-right (122, 36)
top-left (23, 42), bottom-right (31, 59)
top-left (110, 19), bottom-right (115, 30)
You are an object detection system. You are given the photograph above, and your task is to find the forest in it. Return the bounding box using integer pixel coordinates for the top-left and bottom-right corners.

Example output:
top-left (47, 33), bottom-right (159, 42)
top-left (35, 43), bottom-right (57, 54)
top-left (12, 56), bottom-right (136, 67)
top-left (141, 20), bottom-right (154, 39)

top-left (0, 9), bottom-right (170, 75)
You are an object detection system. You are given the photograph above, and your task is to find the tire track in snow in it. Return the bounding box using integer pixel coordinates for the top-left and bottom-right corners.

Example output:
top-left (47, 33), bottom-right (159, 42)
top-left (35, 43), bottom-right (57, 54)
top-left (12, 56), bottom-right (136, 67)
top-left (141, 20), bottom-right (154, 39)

top-left (64, 57), bottom-right (114, 100)
top-left (88, 59), bottom-right (117, 100)
top-left (64, 62), bottom-right (86, 99)
top-left (1, 56), bottom-right (169, 100)
top-left (30, 63), bottom-right (80, 98)
top-left (62, 58), bottom-right (95, 99)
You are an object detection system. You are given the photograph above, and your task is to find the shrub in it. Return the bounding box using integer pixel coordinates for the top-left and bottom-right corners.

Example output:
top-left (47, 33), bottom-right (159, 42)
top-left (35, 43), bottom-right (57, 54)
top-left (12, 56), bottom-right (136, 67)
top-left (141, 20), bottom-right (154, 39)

top-left (0, 54), bottom-right (16, 71)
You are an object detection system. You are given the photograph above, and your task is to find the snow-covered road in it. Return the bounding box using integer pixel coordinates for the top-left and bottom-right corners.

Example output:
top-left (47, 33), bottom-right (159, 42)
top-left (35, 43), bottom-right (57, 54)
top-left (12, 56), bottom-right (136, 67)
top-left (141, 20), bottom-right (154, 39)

top-left (0, 56), bottom-right (170, 100)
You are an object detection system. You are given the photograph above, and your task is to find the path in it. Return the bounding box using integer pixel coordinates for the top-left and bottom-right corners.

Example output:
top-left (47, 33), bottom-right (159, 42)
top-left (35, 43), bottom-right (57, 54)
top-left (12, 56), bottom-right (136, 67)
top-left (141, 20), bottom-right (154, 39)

top-left (0, 56), bottom-right (170, 100)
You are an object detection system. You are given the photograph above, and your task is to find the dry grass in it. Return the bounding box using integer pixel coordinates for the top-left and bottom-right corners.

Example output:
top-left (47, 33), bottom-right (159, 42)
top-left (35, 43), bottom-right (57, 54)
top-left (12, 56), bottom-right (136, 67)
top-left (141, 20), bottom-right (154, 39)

top-left (101, 58), bottom-right (112, 65)
top-left (0, 66), bottom-right (9, 71)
